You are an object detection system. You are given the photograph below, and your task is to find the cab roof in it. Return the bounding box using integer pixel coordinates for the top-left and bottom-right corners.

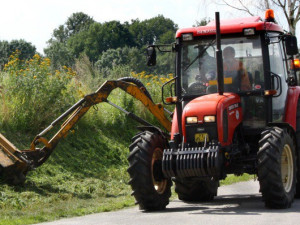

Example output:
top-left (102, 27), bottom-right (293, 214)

top-left (176, 16), bottom-right (283, 38)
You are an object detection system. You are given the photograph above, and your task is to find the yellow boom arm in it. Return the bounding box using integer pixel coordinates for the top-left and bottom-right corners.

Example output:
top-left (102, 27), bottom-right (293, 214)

top-left (0, 79), bottom-right (172, 184)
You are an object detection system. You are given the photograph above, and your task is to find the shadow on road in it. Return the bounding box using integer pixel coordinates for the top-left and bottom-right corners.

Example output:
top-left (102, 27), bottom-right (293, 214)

top-left (148, 194), bottom-right (300, 215)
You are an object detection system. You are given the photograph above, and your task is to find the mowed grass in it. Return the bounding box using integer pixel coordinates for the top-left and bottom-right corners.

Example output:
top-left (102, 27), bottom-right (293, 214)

top-left (0, 129), bottom-right (253, 225)
top-left (0, 169), bottom-right (134, 225)
top-left (0, 116), bottom-right (137, 225)
top-left (0, 80), bottom-right (253, 225)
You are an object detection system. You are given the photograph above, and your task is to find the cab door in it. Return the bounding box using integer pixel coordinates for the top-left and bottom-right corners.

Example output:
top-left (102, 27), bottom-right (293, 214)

top-left (268, 34), bottom-right (289, 122)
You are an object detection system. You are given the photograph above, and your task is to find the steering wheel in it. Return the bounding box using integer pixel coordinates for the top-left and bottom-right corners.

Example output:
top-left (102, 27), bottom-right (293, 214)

top-left (188, 74), bottom-right (207, 94)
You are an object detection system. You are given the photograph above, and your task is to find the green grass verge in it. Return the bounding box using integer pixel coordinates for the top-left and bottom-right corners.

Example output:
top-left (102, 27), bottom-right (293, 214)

top-left (220, 173), bottom-right (254, 186)
top-left (0, 116), bottom-right (137, 225)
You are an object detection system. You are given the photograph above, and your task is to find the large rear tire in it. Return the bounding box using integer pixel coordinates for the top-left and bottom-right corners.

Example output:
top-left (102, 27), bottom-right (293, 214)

top-left (295, 101), bottom-right (300, 197)
top-left (127, 131), bottom-right (172, 211)
top-left (174, 178), bottom-right (219, 202)
top-left (257, 127), bottom-right (296, 208)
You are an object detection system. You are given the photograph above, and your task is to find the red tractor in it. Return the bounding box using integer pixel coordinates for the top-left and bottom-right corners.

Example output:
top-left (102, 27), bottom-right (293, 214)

top-left (127, 10), bottom-right (300, 210)
top-left (1, 10), bottom-right (299, 211)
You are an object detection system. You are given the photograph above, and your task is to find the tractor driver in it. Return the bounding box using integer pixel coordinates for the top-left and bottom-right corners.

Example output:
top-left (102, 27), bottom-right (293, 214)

top-left (223, 46), bottom-right (251, 91)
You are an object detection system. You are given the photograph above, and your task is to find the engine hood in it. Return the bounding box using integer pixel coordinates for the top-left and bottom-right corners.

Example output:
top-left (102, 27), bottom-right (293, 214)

top-left (181, 93), bottom-right (242, 145)
top-left (183, 93), bottom-right (239, 122)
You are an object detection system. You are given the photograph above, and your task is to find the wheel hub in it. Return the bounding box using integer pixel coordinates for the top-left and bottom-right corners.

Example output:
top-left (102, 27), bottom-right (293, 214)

top-left (152, 148), bottom-right (167, 194)
top-left (281, 144), bottom-right (294, 193)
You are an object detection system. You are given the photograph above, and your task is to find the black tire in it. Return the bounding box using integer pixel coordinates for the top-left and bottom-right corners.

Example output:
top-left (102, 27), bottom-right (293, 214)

top-left (295, 101), bottom-right (300, 198)
top-left (257, 127), bottom-right (296, 209)
top-left (127, 131), bottom-right (172, 211)
top-left (174, 178), bottom-right (219, 202)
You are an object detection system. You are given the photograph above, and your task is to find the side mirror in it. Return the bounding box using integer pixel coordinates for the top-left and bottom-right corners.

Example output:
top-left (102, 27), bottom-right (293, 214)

top-left (285, 35), bottom-right (299, 56)
top-left (146, 46), bottom-right (156, 66)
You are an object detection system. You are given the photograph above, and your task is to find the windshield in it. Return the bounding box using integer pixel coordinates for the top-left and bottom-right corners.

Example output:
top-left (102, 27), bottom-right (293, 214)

top-left (180, 36), bottom-right (264, 96)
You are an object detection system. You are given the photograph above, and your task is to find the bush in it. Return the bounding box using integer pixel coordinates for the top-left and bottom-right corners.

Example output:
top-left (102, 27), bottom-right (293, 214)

top-left (0, 51), bottom-right (83, 132)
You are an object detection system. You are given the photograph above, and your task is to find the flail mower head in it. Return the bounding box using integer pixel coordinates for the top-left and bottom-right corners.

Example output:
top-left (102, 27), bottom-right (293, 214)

top-left (0, 134), bottom-right (31, 184)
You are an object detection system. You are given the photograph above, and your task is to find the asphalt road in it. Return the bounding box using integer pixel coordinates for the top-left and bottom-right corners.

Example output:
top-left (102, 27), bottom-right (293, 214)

top-left (37, 180), bottom-right (300, 225)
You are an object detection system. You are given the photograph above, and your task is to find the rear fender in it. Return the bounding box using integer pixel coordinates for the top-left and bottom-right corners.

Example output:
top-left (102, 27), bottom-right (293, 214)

top-left (284, 86), bottom-right (300, 131)
top-left (138, 126), bottom-right (170, 140)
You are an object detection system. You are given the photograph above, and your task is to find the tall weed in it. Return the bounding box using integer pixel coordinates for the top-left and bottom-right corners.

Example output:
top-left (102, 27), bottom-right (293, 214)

top-left (0, 51), bottom-right (84, 132)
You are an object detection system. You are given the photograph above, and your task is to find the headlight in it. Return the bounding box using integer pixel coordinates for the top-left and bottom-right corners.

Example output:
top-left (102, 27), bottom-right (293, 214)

top-left (186, 116), bottom-right (198, 124)
top-left (204, 115), bottom-right (216, 123)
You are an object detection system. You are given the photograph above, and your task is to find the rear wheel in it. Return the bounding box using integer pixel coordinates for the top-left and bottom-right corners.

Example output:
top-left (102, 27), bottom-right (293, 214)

top-left (257, 127), bottom-right (296, 208)
top-left (174, 178), bottom-right (219, 202)
top-left (295, 101), bottom-right (300, 197)
top-left (127, 131), bottom-right (171, 211)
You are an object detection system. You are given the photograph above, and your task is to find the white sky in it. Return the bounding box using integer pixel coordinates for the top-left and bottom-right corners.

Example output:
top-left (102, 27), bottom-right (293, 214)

top-left (0, 0), bottom-right (298, 54)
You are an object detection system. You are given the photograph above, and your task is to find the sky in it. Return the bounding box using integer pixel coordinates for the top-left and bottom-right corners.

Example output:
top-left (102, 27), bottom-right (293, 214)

top-left (0, 0), bottom-right (297, 54)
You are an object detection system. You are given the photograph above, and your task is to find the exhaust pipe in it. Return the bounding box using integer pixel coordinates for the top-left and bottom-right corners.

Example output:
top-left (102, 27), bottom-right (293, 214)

top-left (215, 12), bottom-right (224, 95)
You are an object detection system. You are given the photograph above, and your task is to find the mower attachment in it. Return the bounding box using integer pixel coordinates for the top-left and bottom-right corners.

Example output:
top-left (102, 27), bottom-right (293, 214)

top-left (0, 134), bottom-right (30, 184)
top-left (162, 146), bottom-right (222, 179)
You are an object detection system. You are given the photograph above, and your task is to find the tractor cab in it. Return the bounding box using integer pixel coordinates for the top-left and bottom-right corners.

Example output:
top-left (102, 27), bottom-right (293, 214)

top-left (179, 33), bottom-right (266, 129)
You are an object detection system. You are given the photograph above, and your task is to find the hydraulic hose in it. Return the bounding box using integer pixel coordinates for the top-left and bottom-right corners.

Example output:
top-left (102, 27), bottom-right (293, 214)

top-left (117, 77), bottom-right (153, 102)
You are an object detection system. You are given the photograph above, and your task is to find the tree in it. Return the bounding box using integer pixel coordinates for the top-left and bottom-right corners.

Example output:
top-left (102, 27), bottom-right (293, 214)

top-left (44, 41), bottom-right (74, 68)
top-left (45, 13), bottom-right (178, 71)
top-left (193, 18), bottom-right (211, 27)
top-left (219, 0), bottom-right (300, 35)
top-left (95, 46), bottom-right (147, 73)
top-left (69, 21), bottom-right (134, 62)
top-left (48, 12), bottom-right (95, 44)
top-left (129, 15), bottom-right (178, 47)
top-left (0, 39), bottom-right (36, 68)
top-left (65, 12), bottom-right (95, 37)
top-left (0, 41), bottom-right (10, 68)
top-left (9, 40), bottom-right (36, 60)
top-left (52, 25), bottom-right (68, 43)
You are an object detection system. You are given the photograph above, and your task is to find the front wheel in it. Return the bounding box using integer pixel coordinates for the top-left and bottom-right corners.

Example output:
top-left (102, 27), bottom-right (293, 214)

top-left (257, 127), bottom-right (296, 208)
top-left (127, 131), bottom-right (172, 211)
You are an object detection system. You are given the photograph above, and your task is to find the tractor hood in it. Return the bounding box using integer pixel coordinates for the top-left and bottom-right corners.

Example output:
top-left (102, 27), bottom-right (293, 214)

top-left (181, 93), bottom-right (242, 145)
top-left (182, 93), bottom-right (240, 123)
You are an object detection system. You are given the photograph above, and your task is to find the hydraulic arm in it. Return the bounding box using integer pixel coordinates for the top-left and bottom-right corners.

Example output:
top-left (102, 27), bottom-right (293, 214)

top-left (0, 79), bottom-right (172, 184)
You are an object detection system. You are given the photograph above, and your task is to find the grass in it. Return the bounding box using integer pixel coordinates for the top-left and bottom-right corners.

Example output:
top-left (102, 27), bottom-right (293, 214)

top-left (0, 107), bottom-right (254, 225)
top-left (0, 97), bottom-right (254, 225)
top-left (0, 112), bottom-right (138, 225)
top-left (220, 173), bottom-right (254, 186)
top-left (0, 169), bottom-right (135, 225)
top-left (0, 129), bottom-right (253, 225)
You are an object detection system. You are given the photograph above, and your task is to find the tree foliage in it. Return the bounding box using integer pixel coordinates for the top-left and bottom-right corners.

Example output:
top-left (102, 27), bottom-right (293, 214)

top-left (50, 12), bottom-right (95, 43)
top-left (66, 12), bottom-right (95, 37)
top-left (0, 39), bottom-right (36, 68)
top-left (45, 13), bottom-right (178, 68)
top-left (44, 41), bottom-right (74, 68)
top-left (76, 21), bottom-right (135, 62)
top-left (193, 18), bottom-right (211, 27)
top-left (129, 15), bottom-right (178, 47)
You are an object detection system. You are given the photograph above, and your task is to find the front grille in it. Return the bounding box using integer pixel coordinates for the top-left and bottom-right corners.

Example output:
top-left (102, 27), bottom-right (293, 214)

top-left (185, 123), bottom-right (218, 147)
top-left (162, 145), bottom-right (221, 178)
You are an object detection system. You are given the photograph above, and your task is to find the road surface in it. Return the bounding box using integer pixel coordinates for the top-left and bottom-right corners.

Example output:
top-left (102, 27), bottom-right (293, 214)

top-left (37, 180), bottom-right (300, 225)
